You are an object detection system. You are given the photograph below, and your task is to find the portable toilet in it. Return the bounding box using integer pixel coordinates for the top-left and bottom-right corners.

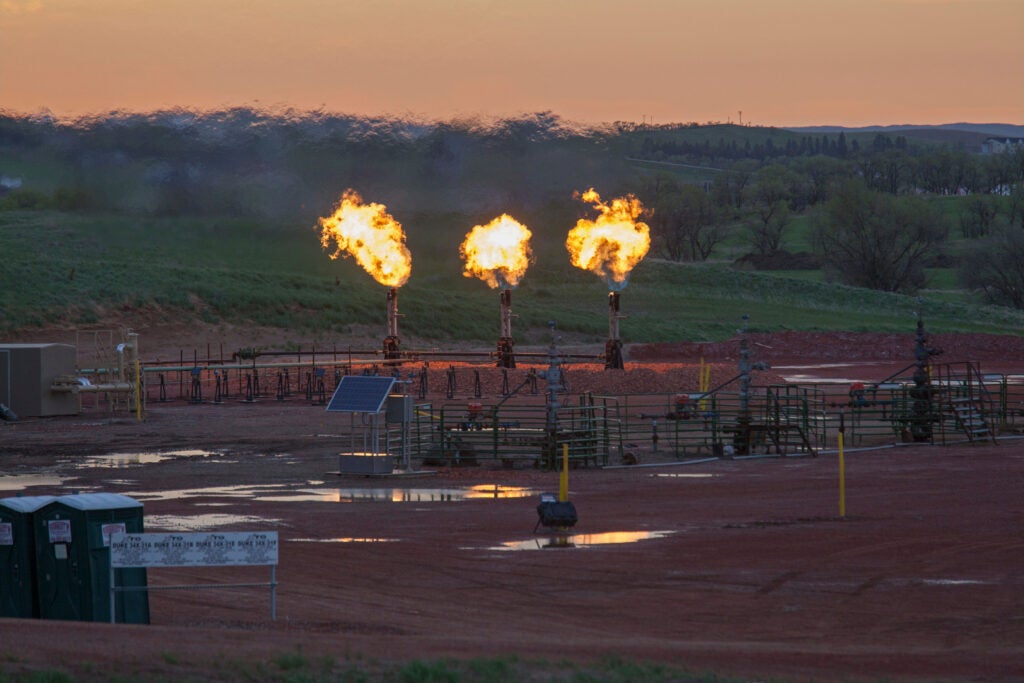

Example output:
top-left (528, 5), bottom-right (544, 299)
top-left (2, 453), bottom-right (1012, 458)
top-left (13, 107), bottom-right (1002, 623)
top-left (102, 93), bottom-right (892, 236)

top-left (34, 493), bottom-right (149, 623)
top-left (0, 495), bottom-right (58, 618)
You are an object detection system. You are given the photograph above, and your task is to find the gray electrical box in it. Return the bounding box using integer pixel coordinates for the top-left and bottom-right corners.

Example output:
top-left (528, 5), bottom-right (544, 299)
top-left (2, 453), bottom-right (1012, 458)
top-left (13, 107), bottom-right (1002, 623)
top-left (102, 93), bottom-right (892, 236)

top-left (338, 454), bottom-right (394, 474)
top-left (0, 344), bottom-right (78, 417)
top-left (385, 395), bottom-right (413, 423)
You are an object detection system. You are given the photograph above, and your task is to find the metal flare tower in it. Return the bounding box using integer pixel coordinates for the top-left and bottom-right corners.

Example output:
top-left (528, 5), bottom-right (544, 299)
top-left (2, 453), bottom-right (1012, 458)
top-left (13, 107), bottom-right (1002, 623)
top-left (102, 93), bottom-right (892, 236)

top-left (604, 291), bottom-right (624, 370)
top-left (383, 287), bottom-right (401, 359)
top-left (496, 289), bottom-right (516, 368)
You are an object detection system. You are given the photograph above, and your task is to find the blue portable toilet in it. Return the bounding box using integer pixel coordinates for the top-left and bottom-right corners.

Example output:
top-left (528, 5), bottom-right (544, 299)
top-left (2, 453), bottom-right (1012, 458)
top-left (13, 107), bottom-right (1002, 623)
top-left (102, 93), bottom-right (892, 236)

top-left (34, 493), bottom-right (149, 623)
top-left (0, 495), bottom-right (58, 618)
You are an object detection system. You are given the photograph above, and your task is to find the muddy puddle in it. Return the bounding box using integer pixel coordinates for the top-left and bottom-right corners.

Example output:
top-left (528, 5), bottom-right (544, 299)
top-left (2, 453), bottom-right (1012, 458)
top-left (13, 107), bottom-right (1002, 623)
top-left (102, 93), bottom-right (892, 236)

top-left (61, 449), bottom-right (224, 469)
top-left (652, 473), bottom-right (717, 479)
top-left (144, 513), bottom-right (282, 530)
top-left (286, 537), bottom-right (400, 544)
top-left (129, 483), bottom-right (535, 504)
top-left (0, 473), bottom-right (70, 492)
top-left (481, 530), bottom-right (675, 551)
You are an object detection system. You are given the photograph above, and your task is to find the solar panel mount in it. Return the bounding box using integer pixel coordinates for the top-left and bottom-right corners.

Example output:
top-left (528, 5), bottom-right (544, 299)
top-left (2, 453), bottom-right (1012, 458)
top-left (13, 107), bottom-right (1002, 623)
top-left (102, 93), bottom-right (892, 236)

top-left (325, 376), bottom-right (396, 414)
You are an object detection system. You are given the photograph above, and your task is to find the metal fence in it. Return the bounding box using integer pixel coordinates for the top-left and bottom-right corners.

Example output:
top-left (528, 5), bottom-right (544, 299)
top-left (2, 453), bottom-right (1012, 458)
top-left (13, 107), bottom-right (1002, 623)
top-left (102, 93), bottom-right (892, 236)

top-left (126, 358), bottom-right (1024, 467)
top-left (399, 399), bottom-right (611, 469)
top-left (592, 386), bottom-right (826, 460)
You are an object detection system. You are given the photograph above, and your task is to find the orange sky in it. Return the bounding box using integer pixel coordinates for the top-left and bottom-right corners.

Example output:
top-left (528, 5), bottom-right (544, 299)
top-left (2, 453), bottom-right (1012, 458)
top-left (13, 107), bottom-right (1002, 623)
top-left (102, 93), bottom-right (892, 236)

top-left (2, 0), bottom-right (1021, 127)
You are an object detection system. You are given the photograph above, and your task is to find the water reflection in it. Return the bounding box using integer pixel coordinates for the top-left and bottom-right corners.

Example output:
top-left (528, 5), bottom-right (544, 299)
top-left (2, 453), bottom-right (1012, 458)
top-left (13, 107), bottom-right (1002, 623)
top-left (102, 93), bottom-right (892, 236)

top-left (129, 483), bottom-right (534, 504)
top-left (653, 473), bottom-right (716, 479)
top-left (0, 474), bottom-right (67, 491)
top-left (129, 485), bottom-right (281, 502)
top-left (486, 530), bottom-right (675, 551)
top-left (262, 484), bottom-right (534, 503)
top-left (287, 537), bottom-right (399, 543)
top-left (144, 513), bottom-right (282, 530)
top-left (62, 449), bottom-right (222, 469)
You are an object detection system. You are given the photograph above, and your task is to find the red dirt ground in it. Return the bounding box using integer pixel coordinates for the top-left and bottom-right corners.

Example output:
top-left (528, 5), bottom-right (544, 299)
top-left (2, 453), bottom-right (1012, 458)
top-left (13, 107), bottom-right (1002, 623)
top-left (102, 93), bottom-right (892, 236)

top-left (1, 329), bottom-right (1023, 682)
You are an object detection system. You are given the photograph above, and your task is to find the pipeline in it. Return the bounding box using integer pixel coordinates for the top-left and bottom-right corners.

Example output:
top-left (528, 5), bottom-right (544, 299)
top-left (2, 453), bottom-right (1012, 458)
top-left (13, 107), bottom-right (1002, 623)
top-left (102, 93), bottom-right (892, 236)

top-left (50, 377), bottom-right (134, 394)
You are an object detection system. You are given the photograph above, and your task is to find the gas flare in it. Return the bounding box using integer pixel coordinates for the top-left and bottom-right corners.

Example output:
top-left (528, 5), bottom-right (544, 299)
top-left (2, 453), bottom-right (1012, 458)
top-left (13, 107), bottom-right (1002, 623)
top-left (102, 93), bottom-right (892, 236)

top-left (318, 190), bottom-right (412, 287)
top-left (566, 188), bottom-right (650, 290)
top-left (459, 214), bottom-right (533, 289)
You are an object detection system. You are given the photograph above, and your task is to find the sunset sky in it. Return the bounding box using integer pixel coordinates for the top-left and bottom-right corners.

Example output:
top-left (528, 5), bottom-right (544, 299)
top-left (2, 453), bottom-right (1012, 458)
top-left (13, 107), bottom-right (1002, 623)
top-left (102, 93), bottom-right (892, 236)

top-left (2, 0), bottom-right (1021, 127)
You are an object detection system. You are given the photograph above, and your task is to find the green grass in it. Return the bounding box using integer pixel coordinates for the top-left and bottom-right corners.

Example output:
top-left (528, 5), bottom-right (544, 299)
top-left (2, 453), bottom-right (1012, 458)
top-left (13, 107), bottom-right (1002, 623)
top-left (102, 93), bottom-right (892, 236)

top-left (783, 213), bottom-right (814, 252)
top-left (3, 209), bottom-right (1024, 343)
top-left (0, 653), bottom-right (767, 682)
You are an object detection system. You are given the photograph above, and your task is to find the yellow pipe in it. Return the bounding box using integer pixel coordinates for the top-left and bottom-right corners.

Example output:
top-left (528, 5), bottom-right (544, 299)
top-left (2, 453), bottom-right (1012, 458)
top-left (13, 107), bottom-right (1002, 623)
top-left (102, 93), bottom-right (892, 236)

top-left (135, 357), bottom-right (143, 422)
top-left (559, 443), bottom-right (569, 502)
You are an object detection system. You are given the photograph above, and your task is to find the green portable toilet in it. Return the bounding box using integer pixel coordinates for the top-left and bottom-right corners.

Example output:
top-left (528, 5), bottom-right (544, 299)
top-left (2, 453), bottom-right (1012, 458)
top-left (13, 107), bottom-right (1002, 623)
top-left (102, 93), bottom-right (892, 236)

top-left (34, 493), bottom-right (149, 623)
top-left (0, 495), bottom-right (58, 618)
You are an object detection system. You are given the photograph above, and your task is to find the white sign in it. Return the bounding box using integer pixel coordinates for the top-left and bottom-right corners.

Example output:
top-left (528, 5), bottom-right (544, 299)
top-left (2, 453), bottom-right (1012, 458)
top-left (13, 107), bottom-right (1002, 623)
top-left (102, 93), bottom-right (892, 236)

top-left (109, 531), bottom-right (278, 568)
top-left (0, 522), bottom-right (12, 546)
top-left (47, 519), bottom-right (72, 544)
top-left (101, 523), bottom-right (126, 547)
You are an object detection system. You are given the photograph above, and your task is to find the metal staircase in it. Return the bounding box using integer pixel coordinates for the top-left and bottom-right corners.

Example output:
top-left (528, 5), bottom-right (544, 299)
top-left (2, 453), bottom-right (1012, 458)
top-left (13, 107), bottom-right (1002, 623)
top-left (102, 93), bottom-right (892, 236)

top-left (945, 396), bottom-right (994, 443)
top-left (935, 362), bottom-right (997, 444)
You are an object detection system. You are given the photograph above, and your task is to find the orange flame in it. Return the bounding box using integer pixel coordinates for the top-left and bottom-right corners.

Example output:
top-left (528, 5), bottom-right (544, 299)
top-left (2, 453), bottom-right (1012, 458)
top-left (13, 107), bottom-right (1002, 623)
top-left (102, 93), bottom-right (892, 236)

top-left (459, 214), bottom-right (534, 289)
top-left (318, 190), bottom-right (412, 287)
top-left (566, 188), bottom-right (650, 290)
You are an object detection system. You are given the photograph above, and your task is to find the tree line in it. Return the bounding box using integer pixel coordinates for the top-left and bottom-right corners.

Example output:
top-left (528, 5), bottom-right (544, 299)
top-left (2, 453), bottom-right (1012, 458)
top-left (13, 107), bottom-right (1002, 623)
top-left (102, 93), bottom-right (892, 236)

top-left (637, 141), bottom-right (1024, 303)
top-left (3, 109), bottom-right (1024, 306)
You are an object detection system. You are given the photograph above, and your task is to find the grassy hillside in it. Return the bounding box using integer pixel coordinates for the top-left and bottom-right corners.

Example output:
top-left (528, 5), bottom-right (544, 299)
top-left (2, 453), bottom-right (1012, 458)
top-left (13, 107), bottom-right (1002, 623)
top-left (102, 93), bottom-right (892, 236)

top-left (4, 209), bottom-right (1024, 344)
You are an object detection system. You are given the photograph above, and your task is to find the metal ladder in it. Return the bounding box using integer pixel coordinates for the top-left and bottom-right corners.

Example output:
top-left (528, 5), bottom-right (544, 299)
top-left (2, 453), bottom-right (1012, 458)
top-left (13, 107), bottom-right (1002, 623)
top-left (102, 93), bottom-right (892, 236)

top-left (947, 396), bottom-right (994, 443)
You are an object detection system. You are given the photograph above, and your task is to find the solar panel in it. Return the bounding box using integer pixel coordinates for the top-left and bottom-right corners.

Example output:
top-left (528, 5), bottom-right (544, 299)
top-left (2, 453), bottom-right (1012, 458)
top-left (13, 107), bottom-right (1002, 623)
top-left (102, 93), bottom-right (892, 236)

top-left (325, 376), bottom-right (396, 413)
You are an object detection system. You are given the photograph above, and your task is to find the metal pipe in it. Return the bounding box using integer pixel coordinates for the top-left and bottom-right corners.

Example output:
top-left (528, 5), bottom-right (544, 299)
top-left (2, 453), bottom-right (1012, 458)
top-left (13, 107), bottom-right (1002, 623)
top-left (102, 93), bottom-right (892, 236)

top-left (500, 289), bottom-right (513, 339)
top-left (605, 291), bottom-right (624, 370)
top-left (386, 287), bottom-right (400, 339)
top-left (51, 381), bottom-right (134, 394)
top-left (130, 352), bottom-right (606, 376)
top-left (383, 287), bottom-right (401, 359)
top-left (497, 289), bottom-right (516, 369)
top-left (608, 291), bottom-right (620, 341)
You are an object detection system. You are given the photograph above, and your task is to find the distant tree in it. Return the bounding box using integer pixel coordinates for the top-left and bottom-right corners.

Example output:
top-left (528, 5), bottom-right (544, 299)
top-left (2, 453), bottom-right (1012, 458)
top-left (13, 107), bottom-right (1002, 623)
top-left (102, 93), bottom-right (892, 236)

top-left (710, 160), bottom-right (758, 211)
top-left (1008, 184), bottom-right (1024, 230)
top-left (959, 194), bottom-right (1002, 238)
top-left (980, 148), bottom-right (1024, 193)
top-left (790, 156), bottom-right (851, 206)
top-left (917, 149), bottom-right (979, 195)
top-left (744, 165), bottom-right (795, 255)
top-left (981, 151), bottom-right (1018, 192)
top-left (643, 174), bottom-right (723, 261)
top-left (836, 132), bottom-right (848, 158)
top-left (856, 148), bottom-right (914, 194)
top-left (813, 181), bottom-right (947, 293)
top-left (958, 226), bottom-right (1024, 308)
top-left (746, 198), bottom-right (790, 256)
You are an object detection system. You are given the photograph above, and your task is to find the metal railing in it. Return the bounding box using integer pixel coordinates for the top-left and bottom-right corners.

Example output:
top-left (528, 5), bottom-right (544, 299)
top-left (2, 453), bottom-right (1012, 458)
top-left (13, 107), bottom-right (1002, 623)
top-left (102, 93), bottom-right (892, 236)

top-left (398, 400), bottom-right (611, 469)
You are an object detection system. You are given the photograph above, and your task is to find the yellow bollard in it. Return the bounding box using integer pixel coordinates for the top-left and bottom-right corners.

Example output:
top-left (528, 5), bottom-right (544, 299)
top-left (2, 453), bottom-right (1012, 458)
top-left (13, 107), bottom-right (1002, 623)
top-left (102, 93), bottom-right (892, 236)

top-left (559, 443), bottom-right (569, 502)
